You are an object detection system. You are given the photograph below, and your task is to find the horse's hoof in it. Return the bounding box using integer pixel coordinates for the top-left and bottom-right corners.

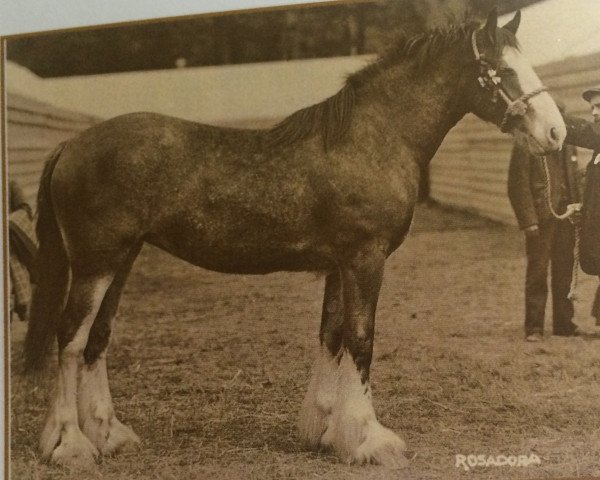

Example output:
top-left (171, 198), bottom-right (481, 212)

top-left (353, 420), bottom-right (407, 468)
top-left (100, 418), bottom-right (141, 455)
top-left (48, 429), bottom-right (99, 470)
top-left (83, 414), bottom-right (140, 455)
top-left (328, 396), bottom-right (407, 468)
top-left (298, 397), bottom-right (332, 450)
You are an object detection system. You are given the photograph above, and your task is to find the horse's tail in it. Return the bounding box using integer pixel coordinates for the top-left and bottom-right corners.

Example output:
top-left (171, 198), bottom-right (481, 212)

top-left (23, 142), bottom-right (69, 373)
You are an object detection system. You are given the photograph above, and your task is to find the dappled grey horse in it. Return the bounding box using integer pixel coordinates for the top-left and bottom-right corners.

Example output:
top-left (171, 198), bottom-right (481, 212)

top-left (25, 9), bottom-right (565, 469)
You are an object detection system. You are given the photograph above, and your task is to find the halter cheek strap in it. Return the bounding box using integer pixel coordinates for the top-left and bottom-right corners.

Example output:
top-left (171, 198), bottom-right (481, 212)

top-left (471, 30), bottom-right (548, 133)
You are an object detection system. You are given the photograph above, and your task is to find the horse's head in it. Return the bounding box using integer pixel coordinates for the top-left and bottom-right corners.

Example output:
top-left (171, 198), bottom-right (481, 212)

top-left (466, 9), bottom-right (565, 154)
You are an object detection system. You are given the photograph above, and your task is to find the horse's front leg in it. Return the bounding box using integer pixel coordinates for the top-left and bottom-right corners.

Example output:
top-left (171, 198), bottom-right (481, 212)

top-left (330, 245), bottom-right (406, 466)
top-left (298, 271), bottom-right (343, 449)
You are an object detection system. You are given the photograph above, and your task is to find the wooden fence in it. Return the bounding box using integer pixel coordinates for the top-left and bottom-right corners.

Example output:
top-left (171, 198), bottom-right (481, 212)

top-left (7, 93), bottom-right (98, 205)
top-left (430, 51), bottom-right (600, 225)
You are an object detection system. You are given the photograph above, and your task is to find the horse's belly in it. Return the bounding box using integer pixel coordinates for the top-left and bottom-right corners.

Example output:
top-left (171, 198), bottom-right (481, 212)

top-left (145, 228), bottom-right (334, 274)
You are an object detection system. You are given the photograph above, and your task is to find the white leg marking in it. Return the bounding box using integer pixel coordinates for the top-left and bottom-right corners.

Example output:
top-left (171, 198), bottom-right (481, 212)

top-left (328, 351), bottom-right (407, 467)
top-left (298, 347), bottom-right (338, 449)
top-left (40, 277), bottom-right (112, 469)
top-left (79, 354), bottom-right (140, 454)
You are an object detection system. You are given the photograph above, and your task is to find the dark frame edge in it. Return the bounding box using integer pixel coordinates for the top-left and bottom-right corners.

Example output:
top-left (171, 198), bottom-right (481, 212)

top-left (2, 0), bottom-right (369, 41)
top-left (1, 33), bottom-right (11, 480)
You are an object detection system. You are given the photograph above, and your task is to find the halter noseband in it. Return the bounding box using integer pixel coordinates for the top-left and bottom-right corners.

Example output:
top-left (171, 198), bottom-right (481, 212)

top-left (471, 30), bottom-right (548, 133)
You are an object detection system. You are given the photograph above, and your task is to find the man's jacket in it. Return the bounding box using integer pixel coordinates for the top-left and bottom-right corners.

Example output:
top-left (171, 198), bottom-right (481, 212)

top-left (565, 114), bottom-right (600, 275)
top-left (507, 142), bottom-right (580, 230)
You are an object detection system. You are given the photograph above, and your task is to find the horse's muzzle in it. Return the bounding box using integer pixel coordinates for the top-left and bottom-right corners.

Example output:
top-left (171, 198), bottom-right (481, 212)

top-left (541, 123), bottom-right (566, 153)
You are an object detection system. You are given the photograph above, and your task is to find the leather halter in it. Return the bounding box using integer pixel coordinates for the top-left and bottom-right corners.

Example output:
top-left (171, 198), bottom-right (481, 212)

top-left (471, 29), bottom-right (548, 133)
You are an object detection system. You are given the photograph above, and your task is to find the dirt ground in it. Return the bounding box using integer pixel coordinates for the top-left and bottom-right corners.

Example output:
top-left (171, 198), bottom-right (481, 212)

top-left (10, 203), bottom-right (600, 480)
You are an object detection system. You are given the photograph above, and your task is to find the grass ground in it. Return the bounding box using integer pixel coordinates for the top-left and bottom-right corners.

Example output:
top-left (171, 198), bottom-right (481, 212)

top-left (10, 203), bottom-right (600, 480)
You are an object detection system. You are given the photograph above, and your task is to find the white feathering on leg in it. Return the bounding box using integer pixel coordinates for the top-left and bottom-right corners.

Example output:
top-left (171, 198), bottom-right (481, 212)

top-left (79, 354), bottom-right (140, 455)
top-left (298, 347), bottom-right (338, 449)
top-left (40, 277), bottom-right (112, 469)
top-left (329, 351), bottom-right (407, 467)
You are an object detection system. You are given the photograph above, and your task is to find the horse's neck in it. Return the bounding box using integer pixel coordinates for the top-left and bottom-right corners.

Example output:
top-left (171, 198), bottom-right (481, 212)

top-left (353, 50), bottom-right (471, 164)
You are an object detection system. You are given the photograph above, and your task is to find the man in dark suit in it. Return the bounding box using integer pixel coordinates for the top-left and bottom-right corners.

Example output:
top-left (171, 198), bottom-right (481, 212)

top-left (563, 85), bottom-right (600, 325)
top-left (508, 136), bottom-right (581, 341)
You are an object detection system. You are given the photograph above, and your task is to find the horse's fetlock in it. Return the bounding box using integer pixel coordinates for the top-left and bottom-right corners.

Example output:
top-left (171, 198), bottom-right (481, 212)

top-left (93, 403), bottom-right (113, 422)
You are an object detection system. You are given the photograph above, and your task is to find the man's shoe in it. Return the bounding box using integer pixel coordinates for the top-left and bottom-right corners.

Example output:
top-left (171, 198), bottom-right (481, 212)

top-left (553, 327), bottom-right (582, 337)
top-left (525, 332), bottom-right (543, 342)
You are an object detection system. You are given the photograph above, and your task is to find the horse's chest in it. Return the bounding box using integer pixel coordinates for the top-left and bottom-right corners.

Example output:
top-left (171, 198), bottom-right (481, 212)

top-left (315, 170), bottom-right (416, 241)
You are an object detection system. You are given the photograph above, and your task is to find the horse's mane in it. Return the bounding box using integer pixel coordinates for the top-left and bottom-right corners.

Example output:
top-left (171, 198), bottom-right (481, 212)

top-left (266, 82), bottom-right (356, 151)
top-left (267, 20), bottom-right (519, 151)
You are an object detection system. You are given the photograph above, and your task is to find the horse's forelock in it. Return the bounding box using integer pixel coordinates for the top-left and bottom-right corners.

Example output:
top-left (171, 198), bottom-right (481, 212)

top-left (495, 27), bottom-right (521, 62)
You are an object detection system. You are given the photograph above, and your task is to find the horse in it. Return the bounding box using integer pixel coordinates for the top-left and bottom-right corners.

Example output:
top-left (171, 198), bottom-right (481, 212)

top-left (23, 8), bottom-right (565, 469)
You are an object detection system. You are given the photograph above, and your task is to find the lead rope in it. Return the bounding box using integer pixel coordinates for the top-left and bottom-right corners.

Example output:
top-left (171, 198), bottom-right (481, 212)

top-left (541, 155), bottom-right (582, 300)
top-left (499, 86), bottom-right (548, 132)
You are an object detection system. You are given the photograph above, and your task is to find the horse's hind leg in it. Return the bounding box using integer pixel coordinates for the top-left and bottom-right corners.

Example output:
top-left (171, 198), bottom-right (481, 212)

top-left (78, 244), bottom-right (142, 455)
top-left (299, 271), bottom-right (343, 449)
top-left (40, 270), bottom-right (114, 468)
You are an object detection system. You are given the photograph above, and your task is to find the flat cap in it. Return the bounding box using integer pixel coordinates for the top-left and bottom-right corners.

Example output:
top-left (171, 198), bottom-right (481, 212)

top-left (583, 85), bottom-right (600, 102)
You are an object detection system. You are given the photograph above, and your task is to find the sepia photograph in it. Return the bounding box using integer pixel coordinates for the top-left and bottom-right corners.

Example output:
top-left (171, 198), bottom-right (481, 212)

top-left (3, 0), bottom-right (600, 478)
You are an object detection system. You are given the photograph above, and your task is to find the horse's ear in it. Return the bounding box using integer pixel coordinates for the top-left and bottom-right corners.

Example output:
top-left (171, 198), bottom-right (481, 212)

top-left (483, 7), bottom-right (498, 44)
top-left (502, 10), bottom-right (521, 35)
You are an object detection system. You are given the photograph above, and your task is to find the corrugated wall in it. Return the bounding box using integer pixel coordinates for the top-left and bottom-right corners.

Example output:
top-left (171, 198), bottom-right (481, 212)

top-left (7, 93), bottom-right (98, 205)
top-left (430, 51), bottom-right (600, 225)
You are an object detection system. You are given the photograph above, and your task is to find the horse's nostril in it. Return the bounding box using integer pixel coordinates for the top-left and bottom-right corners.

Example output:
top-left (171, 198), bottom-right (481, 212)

top-left (549, 127), bottom-right (559, 142)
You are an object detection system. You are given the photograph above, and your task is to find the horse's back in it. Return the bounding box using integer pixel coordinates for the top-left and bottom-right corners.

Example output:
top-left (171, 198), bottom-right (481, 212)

top-left (48, 112), bottom-right (332, 272)
top-left (52, 111), bottom-right (264, 211)
top-left (49, 113), bottom-right (216, 258)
